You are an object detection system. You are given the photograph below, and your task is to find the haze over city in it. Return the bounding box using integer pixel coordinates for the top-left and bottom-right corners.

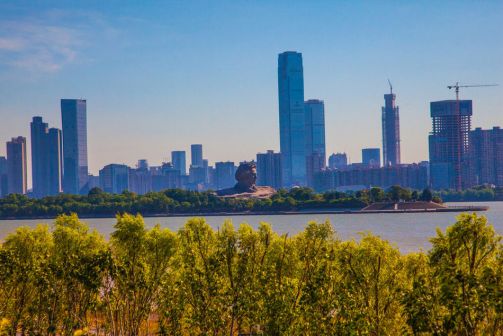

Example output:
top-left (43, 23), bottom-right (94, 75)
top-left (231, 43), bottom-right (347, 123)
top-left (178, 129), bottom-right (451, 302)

top-left (1, 0), bottom-right (502, 184)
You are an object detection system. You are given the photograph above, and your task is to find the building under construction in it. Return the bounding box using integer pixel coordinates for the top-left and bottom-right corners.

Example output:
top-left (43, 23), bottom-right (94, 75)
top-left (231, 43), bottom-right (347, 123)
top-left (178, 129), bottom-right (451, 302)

top-left (382, 85), bottom-right (401, 166)
top-left (429, 100), bottom-right (472, 190)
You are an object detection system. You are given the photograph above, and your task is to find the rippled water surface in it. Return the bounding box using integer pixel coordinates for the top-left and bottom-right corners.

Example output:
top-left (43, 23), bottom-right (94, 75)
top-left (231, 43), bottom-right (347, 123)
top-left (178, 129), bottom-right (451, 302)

top-left (1, 202), bottom-right (502, 253)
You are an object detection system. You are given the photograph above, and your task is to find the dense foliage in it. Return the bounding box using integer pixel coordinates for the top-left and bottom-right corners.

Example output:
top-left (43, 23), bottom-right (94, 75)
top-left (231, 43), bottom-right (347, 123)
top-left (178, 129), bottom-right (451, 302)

top-left (0, 212), bottom-right (501, 335)
top-left (436, 186), bottom-right (503, 202)
top-left (0, 186), bottom-right (437, 219)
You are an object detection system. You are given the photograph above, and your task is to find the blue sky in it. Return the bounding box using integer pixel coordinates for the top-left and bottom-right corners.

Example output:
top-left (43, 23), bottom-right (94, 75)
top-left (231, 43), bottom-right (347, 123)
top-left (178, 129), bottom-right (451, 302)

top-left (1, 1), bottom-right (502, 181)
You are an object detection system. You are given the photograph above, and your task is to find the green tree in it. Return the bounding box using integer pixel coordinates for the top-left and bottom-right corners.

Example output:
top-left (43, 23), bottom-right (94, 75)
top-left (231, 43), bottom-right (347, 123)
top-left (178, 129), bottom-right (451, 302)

top-left (103, 214), bottom-right (176, 335)
top-left (335, 234), bottom-right (410, 334)
top-left (0, 225), bottom-right (52, 335)
top-left (370, 187), bottom-right (385, 202)
top-left (419, 188), bottom-right (433, 202)
top-left (429, 213), bottom-right (502, 335)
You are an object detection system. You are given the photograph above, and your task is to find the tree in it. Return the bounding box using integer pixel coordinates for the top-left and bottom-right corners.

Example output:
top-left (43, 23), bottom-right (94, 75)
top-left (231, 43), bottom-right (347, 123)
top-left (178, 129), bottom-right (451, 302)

top-left (46, 214), bottom-right (108, 335)
top-left (370, 187), bottom-right (385, 202)
top-left (103, 214), bottom-right (176, 335)
top-left (335, 234), bottom-right (410, 334)
top-left (419, 188), bottom-right (433, 202)
top-left (428, 213), bottom-right (502, 335)
top-left (387, 185), bottom-right (412, 202)
top-left (0, 225), bottom-right (52, 335)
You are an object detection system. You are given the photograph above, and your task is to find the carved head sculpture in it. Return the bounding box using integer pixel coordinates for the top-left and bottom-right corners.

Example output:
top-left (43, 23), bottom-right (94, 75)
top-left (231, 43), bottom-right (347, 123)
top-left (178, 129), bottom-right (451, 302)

top-left (235, 162), bottom-right (257, 191)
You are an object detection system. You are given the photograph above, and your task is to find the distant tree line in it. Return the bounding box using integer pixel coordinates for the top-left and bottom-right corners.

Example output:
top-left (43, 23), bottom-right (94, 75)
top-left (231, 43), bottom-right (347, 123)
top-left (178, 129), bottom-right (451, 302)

top-left (0, 186), bottom-right (439, 219)
top-left (435, 186), bottom-right (503, 202)
top-left (0, 212), bottom-right (501, 335)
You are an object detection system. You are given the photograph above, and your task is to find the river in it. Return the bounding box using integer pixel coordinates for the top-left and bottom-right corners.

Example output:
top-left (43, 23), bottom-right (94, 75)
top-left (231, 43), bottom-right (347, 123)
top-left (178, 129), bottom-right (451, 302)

top-left (0, 201), bottom-right (502, 253)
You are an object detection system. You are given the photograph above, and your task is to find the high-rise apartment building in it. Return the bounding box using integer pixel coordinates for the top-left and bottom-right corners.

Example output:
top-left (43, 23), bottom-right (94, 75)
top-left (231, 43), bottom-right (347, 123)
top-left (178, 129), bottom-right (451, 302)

top-left (328, 153), bottom-right (348, 169)
top-left (99, 164), bottom-right (129, 194)
top-left (305, 99), bottom-right (326, 187)
top-left (0, 156), bottom-right (7, 197)
top-left (256, 150), bottom-right (282, 189)
top-left (191, 144), bottom-right (203, 167)
top-left (6, 137), bottom-right (27, 195)
top-left (30, 117), bottom-right (62, 197)
top-left (469, 127), bottom-right (503, 187)
top-left (429, 100), bottom-right (472, 190)
top-left (382, 87), bottom-right (401, 166)
top-left (278, 51), bottom-right (306, 186)
top-left (47, 128), bottom-right (63, 196)
top-left (215, 161), bottom-right (236, 189)
top-left (61, 99), bottom-right (88, 194)
top-left (172, 151), bottom-right (187, 175)
top-left (362, 148), bottom-right (381, 167)
top-left (31, 116), bottom-right (48, 197)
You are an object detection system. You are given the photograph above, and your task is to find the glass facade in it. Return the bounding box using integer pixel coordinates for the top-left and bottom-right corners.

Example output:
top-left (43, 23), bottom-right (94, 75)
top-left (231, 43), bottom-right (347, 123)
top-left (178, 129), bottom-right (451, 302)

top-left (278, 51), bottom-right (306, 186)
top-left (99, 164), bottom-right (129, 194)
top-left (362, 148), bottom-right (381, 167)
top-left (61, 99), bottom-right (88, 194)
top-left (6, 136), bottom-right (27, 195)
top-left (191, 144), bottom-right (203, 167)
top-left (171, 151), bottom-right (187, 175)
top-left (30, 117), bottom-right (62, 197)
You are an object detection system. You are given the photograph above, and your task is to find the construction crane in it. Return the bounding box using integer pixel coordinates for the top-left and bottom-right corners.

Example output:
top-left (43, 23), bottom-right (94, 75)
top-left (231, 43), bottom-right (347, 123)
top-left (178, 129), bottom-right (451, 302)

top-left (387, 79), bottom-right (393, 94)
top-left (446, 82), bottom-right (498, 191)
top-left (447, 82), bottom-right (498, 100)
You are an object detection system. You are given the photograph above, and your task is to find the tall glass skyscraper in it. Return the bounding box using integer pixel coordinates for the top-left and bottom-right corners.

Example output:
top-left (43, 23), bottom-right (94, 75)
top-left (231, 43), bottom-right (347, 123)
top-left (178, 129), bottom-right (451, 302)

top-left (61, 99), bottom-right (88, 194)
top-left (31, 116), bottom-right (49, 197)
top-left (278, 51), bottom-right (306, 186)
top-left (305, 99), bottom-right (326, 187)
top-left (6, 136), bottom-right (27, 195)
top-left (382, 88), bottom-right (401, 166)
top-left (191, 144), bottom-right (203, 167)
top-left (31, 117), bottom-right (62, 197)
top-left (47, 128), bottom-right (63, 196)
top-left (171, 151), bottom-right (187, 175)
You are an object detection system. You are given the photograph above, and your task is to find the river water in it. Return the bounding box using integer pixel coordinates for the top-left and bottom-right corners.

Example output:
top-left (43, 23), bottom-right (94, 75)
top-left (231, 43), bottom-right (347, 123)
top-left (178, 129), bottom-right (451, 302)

top-left (0, 202), bottom-right (502, 253)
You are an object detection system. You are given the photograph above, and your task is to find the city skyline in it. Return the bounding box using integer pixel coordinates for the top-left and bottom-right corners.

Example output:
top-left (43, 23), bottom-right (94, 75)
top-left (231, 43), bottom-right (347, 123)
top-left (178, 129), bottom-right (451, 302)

top-left (0, 1), bottom-right (502, 187)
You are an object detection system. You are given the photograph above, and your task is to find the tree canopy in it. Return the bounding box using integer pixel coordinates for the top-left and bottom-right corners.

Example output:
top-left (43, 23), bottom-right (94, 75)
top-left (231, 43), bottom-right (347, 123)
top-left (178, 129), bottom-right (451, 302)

top-left (0, 212), bottom-right (501, 335)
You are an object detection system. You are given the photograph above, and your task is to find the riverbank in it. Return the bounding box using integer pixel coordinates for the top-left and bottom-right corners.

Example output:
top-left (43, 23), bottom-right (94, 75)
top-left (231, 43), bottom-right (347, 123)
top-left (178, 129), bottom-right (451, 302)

top-left (0, 204), bottom-right (489, 221)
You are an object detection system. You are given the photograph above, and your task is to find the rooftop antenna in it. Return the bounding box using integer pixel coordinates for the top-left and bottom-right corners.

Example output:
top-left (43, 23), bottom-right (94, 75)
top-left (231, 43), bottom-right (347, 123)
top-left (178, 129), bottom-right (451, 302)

top-left (387, 79), bottom-right (393, 94)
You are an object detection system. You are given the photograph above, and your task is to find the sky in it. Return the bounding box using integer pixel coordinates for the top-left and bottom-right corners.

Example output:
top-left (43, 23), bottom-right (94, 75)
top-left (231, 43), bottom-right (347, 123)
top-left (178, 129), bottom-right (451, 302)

top-left (0, 1), bottom-right (502, 185)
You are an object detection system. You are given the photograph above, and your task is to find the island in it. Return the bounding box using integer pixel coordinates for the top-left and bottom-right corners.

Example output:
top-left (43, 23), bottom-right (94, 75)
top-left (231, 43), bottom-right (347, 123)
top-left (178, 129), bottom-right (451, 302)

top-left (0, 184), bottom-right (489, 220)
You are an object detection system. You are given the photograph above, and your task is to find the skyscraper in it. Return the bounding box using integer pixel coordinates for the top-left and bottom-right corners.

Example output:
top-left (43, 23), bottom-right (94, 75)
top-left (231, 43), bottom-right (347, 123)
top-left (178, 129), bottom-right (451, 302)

top-left (99, 164), bottom-right (129, 194)
top-left (171, 151), bottom-right (187, 175)
top-left (61, 99), bottom-right (88, 194)
top-left (0, 156), bottom-right (7, 197)
top-left (382, 86), bottom-right (401, 166)
top-left (6, 136), bottom-right (27, 195)
top-left (305, 99), bottom-right (326, 187)
top-left (191, 144), bottom-right (203, 167)
top-left (215, 161), bottom-right (236, 189)
top-left (469, 127), bottom-right (503, 187)
top-left (429, 100), bottom-right (472, 190)
top-left (31, 117), bottom-right (62, 197)
top-left (31, 116), bottom-right (48, 197)
top-left (256, 150), bottom-right (282, 189)
top-left (47, 128), bottom-right (63, 196)
top-left (278, 51), bottom-right (306, 186)
top-left (362, 148), bottom-right (381, 167)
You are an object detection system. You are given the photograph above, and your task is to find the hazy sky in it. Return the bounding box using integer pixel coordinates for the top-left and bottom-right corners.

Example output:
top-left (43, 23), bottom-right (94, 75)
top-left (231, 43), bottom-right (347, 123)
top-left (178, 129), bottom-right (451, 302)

top-left (1, 1), bottom-right (502, 183)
